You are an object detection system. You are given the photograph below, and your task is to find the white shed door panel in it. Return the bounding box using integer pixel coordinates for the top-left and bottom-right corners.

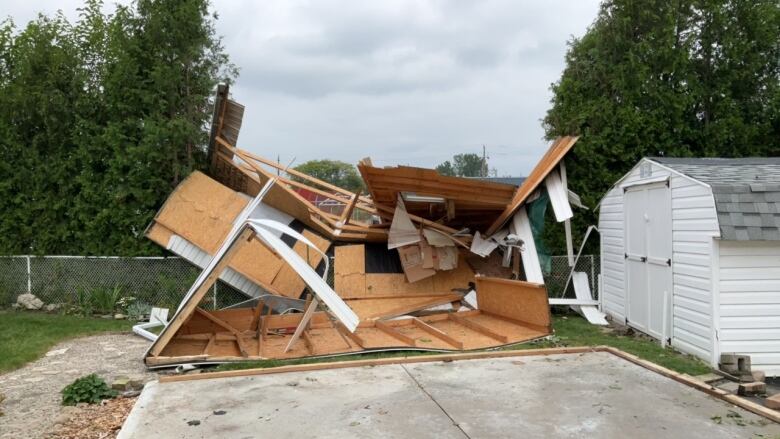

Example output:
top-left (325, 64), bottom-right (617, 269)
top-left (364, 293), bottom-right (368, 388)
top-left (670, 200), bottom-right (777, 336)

top-left (625, 182), bottom-right (672, 340)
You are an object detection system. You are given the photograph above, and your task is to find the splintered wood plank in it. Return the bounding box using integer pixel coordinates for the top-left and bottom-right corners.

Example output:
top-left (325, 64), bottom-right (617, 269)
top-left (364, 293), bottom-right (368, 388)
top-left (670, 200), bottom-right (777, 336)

top-left (374, 320), bottom-right (415, 345)
top-left (411, 318), bottom-right (463, 349)
top-left (250, 300), bottom-right (265, 333)
top-left (448, 313), bottom-right (509, 343)
top-left (337, 190), bottom-right (362, 226)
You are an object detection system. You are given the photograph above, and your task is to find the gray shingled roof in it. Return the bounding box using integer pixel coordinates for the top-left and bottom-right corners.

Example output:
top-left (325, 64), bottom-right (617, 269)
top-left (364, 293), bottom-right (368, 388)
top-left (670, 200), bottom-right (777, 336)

top-left (650, 157), bottom-right (780, 241)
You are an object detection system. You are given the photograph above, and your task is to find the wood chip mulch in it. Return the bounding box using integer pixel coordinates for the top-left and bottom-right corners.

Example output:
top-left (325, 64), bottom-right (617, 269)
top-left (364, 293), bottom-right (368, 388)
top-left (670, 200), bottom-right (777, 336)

top-left (46, 397), bottom-right (137, 439)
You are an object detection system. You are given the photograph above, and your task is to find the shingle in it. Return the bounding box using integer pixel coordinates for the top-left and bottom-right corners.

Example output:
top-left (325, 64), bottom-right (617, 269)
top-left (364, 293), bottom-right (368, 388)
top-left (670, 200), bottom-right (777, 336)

top-left (719, 213), bottom-right (733, 226)
top-left (766, 192), bottom-right (780, 202)
top-left (748, 227), bottom-right (763, 240)
top-left (761, 214), bottom-right (778, 228)
top-left (743, 214), bottom-right (762, 227)
top-left (735, 228), bottom-right (750, 240)
top-left (763, 229), bottom-right (780, 240)
top-left (736, 203), bottom-right (757, 213)
top-left (730, 212), bottom-right (745, 227)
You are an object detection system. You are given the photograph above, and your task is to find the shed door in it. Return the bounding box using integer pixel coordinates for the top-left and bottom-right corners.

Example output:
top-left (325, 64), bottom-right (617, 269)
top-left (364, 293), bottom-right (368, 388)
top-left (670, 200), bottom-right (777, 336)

top-left (625, 181), bottom-right (672, 340)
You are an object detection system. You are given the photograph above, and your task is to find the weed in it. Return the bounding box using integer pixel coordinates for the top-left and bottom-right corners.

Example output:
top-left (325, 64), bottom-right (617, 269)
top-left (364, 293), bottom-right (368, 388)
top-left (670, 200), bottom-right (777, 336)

top-left (61, 374), bottom-right (117, 406)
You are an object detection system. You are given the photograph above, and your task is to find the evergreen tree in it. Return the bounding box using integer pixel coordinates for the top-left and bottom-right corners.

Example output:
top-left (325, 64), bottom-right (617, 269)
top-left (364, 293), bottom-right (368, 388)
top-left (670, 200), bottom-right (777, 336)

top-left (543, 0), bottom-right (780, 253)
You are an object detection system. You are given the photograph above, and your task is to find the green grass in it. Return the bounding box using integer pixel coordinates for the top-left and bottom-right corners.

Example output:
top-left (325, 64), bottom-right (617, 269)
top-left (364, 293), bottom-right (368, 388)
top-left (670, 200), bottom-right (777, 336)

top-left (0, 310), bottom-right (134, 373)
top-left (214, 312), bottom-right (710, 375)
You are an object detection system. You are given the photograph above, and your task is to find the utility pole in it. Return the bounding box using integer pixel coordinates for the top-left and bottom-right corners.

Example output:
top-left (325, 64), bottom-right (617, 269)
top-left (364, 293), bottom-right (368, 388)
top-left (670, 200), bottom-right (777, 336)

top-left (481, 145), bottom-right (488, 177)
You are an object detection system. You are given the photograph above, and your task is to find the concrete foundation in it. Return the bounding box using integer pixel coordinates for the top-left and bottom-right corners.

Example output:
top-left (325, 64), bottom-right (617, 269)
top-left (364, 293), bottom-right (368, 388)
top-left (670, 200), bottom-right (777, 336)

top-left (119, 352), bottom-right (780, 438)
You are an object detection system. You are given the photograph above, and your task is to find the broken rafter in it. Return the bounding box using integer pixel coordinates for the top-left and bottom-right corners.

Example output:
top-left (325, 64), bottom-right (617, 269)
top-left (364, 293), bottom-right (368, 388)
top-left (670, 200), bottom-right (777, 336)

top-left (195, 308), bottom-right (249, 357)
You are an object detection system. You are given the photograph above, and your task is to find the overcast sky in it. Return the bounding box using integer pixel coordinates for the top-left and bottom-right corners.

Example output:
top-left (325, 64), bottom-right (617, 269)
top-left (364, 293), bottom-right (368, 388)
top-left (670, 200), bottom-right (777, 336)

top-left (6, 0), bottom-right (601, 176)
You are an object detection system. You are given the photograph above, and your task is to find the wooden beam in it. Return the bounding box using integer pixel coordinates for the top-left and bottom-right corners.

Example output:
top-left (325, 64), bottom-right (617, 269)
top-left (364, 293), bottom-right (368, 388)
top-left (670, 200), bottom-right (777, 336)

top-left (362, 294), bottom-right (462, 321)
top-left (412, 318), bottom-right (464, 349)
top-left (337, 190), bottom-right (362, 227)
top-left (302, 330), bottom-right (314, 355)
top-left (250, 300), bottom-right (265, 335)
top-left (448, 313), bottom-right (509, 343)
top-left (150, 227), bottom-right (255, 357)
top-left (374, 320), bottom-right (415, 346)
top-left (335, 321), bottom-right (365, 348)
top-left (204, 334), bottom-right (217, 355)
top-left (258, 306), bottom-right (272, 341)
top-left (195, 308), bottom-right (249, 357)
top-left (283, 297), bottom-right (320, 353)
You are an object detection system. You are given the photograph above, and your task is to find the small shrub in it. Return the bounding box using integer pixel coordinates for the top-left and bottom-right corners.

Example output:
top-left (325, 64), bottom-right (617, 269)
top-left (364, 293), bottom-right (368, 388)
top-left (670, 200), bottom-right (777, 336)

top-left (72, 288), bottom-right (94, 317)
top-left (61, 374), bottom-right (117, 406)
top-left (92, 285), bottom-right (123, 314)
top-left (126, 301), bottom-right (152, 321)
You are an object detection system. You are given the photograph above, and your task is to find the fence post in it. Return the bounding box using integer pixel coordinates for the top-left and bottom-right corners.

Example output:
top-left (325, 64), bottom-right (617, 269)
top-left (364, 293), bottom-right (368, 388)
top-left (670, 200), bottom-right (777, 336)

top-left (26, 255), bottom-right (32, 294)
top-left (590, 255), bottom-right (595, 297)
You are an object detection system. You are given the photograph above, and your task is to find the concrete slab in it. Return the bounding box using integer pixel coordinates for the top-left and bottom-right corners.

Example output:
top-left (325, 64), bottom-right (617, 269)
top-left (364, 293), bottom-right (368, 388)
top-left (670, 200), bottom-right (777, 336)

top-left (119, 352), bottom-right (780, 438)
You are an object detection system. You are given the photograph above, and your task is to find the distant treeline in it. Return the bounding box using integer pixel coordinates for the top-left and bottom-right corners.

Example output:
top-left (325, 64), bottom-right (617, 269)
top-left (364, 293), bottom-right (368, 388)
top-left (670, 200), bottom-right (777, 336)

top-left (0, 0), bottom-right (235, 255)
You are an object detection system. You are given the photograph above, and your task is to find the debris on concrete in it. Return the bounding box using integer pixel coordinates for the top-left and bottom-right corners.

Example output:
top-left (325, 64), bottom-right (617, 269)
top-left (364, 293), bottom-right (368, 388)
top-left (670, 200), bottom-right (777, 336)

top-left (738, 382), bottom-right (767, 396)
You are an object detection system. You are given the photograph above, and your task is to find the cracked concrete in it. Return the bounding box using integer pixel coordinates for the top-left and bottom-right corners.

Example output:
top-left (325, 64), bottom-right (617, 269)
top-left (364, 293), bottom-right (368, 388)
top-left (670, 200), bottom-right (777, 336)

top-left (119, 351), bottom-right (780, 438)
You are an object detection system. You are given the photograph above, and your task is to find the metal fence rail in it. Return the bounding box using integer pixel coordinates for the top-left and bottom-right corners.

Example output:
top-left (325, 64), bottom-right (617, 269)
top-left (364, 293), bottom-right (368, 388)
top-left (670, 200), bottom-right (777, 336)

top-left (0, 254), bottom-right (599, 309)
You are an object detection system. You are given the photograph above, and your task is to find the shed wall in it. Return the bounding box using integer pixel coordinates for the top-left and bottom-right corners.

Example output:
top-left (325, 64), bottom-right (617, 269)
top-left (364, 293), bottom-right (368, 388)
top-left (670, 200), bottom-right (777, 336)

top-left (718, 240), bottom-right (780, 375)
top-left (599, 159), bottom-right (719, 362)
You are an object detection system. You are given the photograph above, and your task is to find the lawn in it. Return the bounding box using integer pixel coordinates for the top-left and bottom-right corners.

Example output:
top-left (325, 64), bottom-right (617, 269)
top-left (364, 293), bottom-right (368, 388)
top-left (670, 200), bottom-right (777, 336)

top-left (215, 312), bottom-right (711, 375)
top-left (0, 310), bottom-right (134, 373)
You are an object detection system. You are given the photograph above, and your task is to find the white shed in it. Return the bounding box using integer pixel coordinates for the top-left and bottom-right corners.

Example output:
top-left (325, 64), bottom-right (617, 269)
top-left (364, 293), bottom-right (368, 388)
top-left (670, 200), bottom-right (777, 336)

top-left (599, 157), bottom-right (780, 374)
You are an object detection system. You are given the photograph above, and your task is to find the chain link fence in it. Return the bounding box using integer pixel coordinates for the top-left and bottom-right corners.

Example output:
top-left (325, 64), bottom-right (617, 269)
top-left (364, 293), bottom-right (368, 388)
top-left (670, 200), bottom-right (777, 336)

top-left (0, 254), bottom-right (599, 310)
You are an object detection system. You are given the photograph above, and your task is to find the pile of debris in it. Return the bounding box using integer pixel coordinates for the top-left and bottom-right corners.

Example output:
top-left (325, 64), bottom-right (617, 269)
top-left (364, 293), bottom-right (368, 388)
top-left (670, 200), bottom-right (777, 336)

top-left (141, 85), bottom-right (605, 367)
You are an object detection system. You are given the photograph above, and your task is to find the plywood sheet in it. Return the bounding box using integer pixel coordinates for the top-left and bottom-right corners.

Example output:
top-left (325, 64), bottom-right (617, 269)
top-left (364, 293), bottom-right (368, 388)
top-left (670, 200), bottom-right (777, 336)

top-left (146, 222), bottom-right (174, 248)
top-left (270, 230), bottom-right (332, 298)
top-left (475, 276), bottom-right (551, 330)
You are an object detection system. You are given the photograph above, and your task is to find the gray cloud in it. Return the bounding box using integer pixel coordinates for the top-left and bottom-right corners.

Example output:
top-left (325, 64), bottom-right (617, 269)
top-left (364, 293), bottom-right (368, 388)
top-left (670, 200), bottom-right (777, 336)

top-left (4, 0), bottom-right (601, 176)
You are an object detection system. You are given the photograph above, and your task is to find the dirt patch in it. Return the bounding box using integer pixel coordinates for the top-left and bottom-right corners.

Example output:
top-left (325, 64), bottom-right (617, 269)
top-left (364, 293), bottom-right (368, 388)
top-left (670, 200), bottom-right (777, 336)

top-left (0, 333), bottom-right (157, 439)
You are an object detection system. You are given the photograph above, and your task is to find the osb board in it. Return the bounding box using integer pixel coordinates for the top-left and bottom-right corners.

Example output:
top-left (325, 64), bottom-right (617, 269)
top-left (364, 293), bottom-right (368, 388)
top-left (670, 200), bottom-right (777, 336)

top-left (147, 171), bottom-right (286, 287)
top-left (334, 245), bottom-right (365, 275)
top-left (153, 310), bottom-right (550, 364)
top-left (345, 294), bottom-right (461, 320)
top-left (154, 171), bottom-right (248, 253)
top-left (486, 136), bottom-right (579, 235)
top-left (475, 277), bottom-right (551, 330)
top-left (146, 222), bottom-right (174, 248)
top-left (270, 230), bottom-right (332, 298)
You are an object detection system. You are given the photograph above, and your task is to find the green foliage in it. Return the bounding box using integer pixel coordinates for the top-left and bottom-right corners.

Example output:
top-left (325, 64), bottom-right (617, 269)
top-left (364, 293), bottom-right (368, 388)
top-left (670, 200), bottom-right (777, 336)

top-left (543, 0), bottom-right (780, 253)
top-left (0, 0), bottom-right (236, 256)
top-left (125, 300), bottom-right (151, 321)
top-left (72, 288), bottom-right (94, 317)
top-left (435, 153), bottom-right (488, 177)
top-left (292, 160), bottom-right (365, 192)
top-left (61, 373), bottom-right (117, 406)
top-left (90, 285), bottom-right (122, 314)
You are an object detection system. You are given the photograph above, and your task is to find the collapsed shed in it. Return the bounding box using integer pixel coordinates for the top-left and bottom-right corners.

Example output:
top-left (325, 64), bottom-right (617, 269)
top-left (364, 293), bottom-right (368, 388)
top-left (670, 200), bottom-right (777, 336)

top-left (142, 85), bottom-right (602, 367)
top-left (599, 157), bottom-right (780, 374)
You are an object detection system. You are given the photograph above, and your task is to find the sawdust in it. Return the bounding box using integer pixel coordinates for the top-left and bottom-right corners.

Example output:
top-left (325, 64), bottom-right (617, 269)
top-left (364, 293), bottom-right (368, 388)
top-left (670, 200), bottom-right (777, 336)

top-left (45, 397), bottom-right (136, 439)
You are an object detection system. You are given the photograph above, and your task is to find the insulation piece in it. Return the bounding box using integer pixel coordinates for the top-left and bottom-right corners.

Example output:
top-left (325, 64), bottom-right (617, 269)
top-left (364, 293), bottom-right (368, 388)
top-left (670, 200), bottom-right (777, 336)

top-left (388, 195), bottom-right (421, 249)
top-left (470, 231), bottom-right (498, 257)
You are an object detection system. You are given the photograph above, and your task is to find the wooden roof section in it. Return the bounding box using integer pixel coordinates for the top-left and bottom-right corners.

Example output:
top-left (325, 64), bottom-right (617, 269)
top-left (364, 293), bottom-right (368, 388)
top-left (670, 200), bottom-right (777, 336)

top-left (485, 136), bottom-right (579, 235)
top-left (357, 159), bottom-right (518, 230)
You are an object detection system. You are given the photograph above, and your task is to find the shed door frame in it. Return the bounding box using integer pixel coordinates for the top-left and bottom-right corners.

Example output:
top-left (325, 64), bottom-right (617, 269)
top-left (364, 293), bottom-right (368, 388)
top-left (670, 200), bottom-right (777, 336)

top-left (623, 180), bottom-right (673, 342)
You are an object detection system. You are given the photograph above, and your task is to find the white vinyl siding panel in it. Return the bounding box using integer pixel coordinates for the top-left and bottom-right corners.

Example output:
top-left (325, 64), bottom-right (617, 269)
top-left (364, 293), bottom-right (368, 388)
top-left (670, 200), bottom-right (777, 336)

top-left (668, 171), bottom-right (718, 360)
top-left (599, 158), bottom-right (719, 363)
top-left (719, 241), bottom-right (780, 375)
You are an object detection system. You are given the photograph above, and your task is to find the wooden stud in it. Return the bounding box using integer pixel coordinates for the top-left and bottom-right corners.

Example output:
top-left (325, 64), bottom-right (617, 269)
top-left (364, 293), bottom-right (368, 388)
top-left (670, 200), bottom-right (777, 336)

top-left (335, 321), bottom-right (365, 349)
top-left (250, 300), bottom-right (265, 336)
top-left (204, 334), bottom-right (217, 355)
top-left (302, 330), bottom-right (314, 355)
top-left (283, 297), bottom-right (320, 353)
top-left (258, 306), bottom-right (272, 341)
top-left (412, 318), bottom-right (463, 349)
top-left (194, 308), bottom-right (249, 357)
top-left (448, 313), bottom-right (509, 343)
top-left (337, 190), bottom-right (362, 227)
top-left (374, 320), bottom-right (415, 346)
